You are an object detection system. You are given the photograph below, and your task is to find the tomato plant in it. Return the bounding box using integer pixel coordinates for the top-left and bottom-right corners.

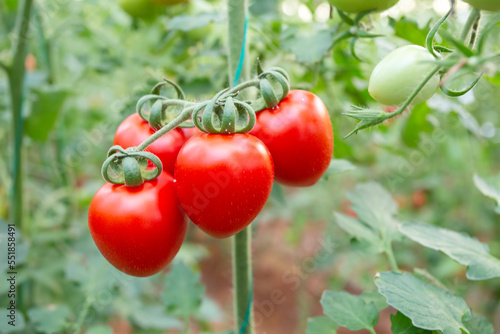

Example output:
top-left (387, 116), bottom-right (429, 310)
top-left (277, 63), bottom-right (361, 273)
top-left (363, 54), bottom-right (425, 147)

top-left (175, 133), bottom-right (274, 239)
top-left (118, 0), bottom-right (158, 19)
top-left (329, 0), bottom-right (399, 13)
top-left (113, 113), bottom-right (188, 175)
top-left (368, 45), bottom-right (440, 107)
top-left (88, 172), bottom-right (187, 277)
top-left (463, 0), bottom-right (500, 11)
top-left (250, 90), bottom-right (333, 187)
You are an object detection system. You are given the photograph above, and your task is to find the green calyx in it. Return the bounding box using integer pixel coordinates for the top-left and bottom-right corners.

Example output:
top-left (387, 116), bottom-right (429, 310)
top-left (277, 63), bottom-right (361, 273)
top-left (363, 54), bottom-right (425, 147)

top-left (102, 146), bottom-right (163, 187)
top-left (257, 67), bottom-right (290, 110)
top-left (193, 89), bottom-right (256, 134)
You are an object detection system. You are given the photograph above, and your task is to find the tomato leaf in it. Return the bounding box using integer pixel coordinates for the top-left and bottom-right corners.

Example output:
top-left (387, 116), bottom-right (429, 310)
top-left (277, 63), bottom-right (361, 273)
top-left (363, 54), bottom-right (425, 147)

top-left (375, 272), bottom-right (471, 334)
top-left (162, 262), bottom-right (205, 318)
top-left (86, 326), bottom-right (113, 334)
top-left (0, 309), bottom-right (25, 333)
top-left (391, 312), bottom-right (434, 334)
top-left (346, 182), bottom-right (401, 242)
top-left (323, 159), bottom-right (356, 179)
top-left (473, 174), bottom-right (500, 214)
top-left (464, 313), bottom-right (494, 334)
top-left (306, 316), bottom-right (338, 334)
top-left (27, 305), bottom-right (71, 334)
top-left (131, 305), bottom-right (183, 330)
top-left (391, 17), bottom-right (429, 47)
top-left (400, 222), bottom-right (500, 280)
top-left (281, 27), bottom-right (335, 64)
top-left (320, 291), bottom-right (379, 331)
top-left (24, 87), bottom-right (69, 142)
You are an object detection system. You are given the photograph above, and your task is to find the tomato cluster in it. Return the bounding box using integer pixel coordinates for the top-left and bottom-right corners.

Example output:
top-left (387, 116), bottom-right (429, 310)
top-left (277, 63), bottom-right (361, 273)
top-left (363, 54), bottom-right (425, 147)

top-left (88, 76), bottom-right (334, 276)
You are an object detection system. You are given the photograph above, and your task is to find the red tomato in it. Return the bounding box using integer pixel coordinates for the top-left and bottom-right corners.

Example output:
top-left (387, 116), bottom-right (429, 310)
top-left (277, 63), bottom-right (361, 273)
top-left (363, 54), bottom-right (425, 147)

top-left (180, 126), bottom-right (201, 140)
top-left (113, 113), bottom-right (187, 175)
top-left (175, 134), bottom-right (274, 238)
top-left (250, 90), bottom-right (334, 187)
top-left (88, 172), bottom-right (187, 277)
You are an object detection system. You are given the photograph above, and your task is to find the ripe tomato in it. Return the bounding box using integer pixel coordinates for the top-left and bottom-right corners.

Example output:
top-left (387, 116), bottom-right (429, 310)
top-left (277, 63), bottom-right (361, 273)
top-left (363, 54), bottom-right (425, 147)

top-left (119, 0), bottom-right (158, 20)
top-left (250, 90), bottom-right (334, 187)
top-left (151, 0), bottom-right (188, 4)
top-left (369, 45), bottom-right (440, 107)
top-left (88, 172), bottom-right (187, 277)
top-left (329, 0), bottom-right (399, 13)
top-left (180, 126), bottom-right (201, 140)
top-left (175, 134), bottom-right (274, 239)
top-left (463, 0), bottom-right (500, 11)
top-left (113, 113), bottom-right (187, 176)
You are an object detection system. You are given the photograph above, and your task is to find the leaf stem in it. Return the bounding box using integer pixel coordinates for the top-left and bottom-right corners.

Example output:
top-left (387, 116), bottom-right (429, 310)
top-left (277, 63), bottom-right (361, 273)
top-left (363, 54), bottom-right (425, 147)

top-left (385, 245), bottom-right (400, 272)
top-left (460, 8), bottom-right (480, 44)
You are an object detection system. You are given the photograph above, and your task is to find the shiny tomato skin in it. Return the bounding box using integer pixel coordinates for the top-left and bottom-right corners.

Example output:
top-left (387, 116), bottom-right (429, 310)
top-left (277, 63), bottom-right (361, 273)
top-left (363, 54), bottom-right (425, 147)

top-left (88, 172), bottom-right (187, 277)
top-left (113, 113), bottom-right (187, 176)
top-left (250, 90), bottom-right (334, 187)
top-left (463, 0), bottom-right (500, 11)
top-left (330, 0), bottom-right (399, 13)
top-left (175, 134), bottom-right (274, 239)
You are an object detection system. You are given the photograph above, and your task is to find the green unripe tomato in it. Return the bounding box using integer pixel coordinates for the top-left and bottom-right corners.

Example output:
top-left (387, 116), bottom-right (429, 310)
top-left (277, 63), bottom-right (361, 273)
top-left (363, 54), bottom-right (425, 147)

top-left (368, 45), bottom-right (440, 106)
top-left (119, 0), bottom-right (158, 20)
top-left (329, 0), bottom-right (399, 13)
top-left (151, 0), bottom-right (188, 4)
top-left (462, 0), bottom-right (500, 11)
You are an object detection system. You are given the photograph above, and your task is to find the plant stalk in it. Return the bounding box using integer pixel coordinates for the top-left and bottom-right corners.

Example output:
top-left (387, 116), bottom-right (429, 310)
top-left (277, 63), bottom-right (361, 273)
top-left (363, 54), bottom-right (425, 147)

top-left (9, 0), bottom-right (33, 231)
top-left (8, 0), bottom-right (34, 313)
top-left (228, 0), bottom-right (254, 333)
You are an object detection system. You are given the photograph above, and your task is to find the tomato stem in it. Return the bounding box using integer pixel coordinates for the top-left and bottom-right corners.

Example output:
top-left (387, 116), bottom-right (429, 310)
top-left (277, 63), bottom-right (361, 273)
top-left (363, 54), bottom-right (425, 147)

top-left (381, 65), bottom-right (441, 122)
top-left (460, 8), bottom-right (481, 46)
top-left (136, 107), bottom-right (194, 151)
top-left (228, 0), bottom-right (255, 332)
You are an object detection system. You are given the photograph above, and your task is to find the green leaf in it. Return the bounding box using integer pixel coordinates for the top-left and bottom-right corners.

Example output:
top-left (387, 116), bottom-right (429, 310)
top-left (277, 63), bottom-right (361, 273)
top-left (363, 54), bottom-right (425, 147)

top-left (162, 262), bottom-right (205, 318)
top-left (282, 27), bottom-right (335, 64)
top-left (473, 174), bottom-right (500, 214)
top-left (131, 305), bottom-right (183, 330)
top-left (400, 223), bottom-right (500, 280)
top-left (324, 159), bottom-right (356, 178)
top-left (464, 313), bottom-right (494, 334)
top-left (360, 291), bottom-right (388, 311)
top-left (393, 18), bottom-right (429, 46)
top-left (391, 312), bottom-right (434, 334)
top-left (306, 316), bottom-right (337, 334)
top-left (0, 309), bottom-right (25, 333)
top-left (320, 291), bottom-right (379, 331)
top-left (375, 272), bottom-right (471, 334)
top-left (24, 87), bottom-right (69, 142)
top-left (86, 325), bottom-right (113, 334)
top-left (334, 212), bottom-right (385, 253)
top-left (27, 305), bottom-right (71, 334)
top-left (167, 12), bottom-right (224, 31)
top-left (346, 182), bottom-right (401, 242)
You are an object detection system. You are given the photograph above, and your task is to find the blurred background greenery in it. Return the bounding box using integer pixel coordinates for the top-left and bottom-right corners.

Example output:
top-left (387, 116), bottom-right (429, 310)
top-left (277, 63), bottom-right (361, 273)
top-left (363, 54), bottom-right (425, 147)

top-left (0, 0), bottom-right (500, 333)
